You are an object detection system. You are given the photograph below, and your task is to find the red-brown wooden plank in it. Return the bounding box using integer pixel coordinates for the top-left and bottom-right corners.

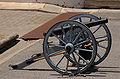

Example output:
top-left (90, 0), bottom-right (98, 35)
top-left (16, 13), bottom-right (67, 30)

top-left (21, 12), bottom-right (88, 40)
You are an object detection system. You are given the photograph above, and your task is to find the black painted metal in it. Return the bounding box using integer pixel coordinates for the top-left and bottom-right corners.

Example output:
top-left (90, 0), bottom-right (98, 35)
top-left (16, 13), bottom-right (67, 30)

top-left (9, 53), bottom-right (44, 69)
top-left (44, 19), bottom-right (108, 36)
top-left (85, 19), bottom-right (108, 27)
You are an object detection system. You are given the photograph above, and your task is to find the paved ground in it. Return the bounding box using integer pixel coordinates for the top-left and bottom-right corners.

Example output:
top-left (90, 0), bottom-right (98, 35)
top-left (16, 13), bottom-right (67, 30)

top-left (0, 7), bottom-right (120, 79)
top-left (0, 10), bottom-right (58, 65)
top-left (0, 10), bottom-right (58, 37)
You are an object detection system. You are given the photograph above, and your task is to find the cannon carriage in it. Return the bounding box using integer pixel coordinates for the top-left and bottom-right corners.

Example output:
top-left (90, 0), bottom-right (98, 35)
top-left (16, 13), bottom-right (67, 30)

top-left (10, 14), bottom-right (112, 75)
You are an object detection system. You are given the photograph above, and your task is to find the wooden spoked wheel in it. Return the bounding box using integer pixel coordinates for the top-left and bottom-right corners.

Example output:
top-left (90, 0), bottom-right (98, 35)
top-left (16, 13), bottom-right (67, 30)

top-left (69, 14), bottom-right (112, 65)
top-left (43, 20), bottom-right (97, 75)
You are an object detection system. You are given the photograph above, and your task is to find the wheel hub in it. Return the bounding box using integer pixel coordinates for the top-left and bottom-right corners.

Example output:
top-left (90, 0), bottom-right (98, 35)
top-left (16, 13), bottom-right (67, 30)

top-left (65, 43), bottom-right (74, 53)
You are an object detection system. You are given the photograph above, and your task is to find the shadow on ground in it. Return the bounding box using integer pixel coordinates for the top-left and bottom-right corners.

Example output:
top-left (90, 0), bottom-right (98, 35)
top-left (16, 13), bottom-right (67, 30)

top-left (11, 65), bottom-right (120, 78)
top-left (50, 66), bottom-right (120, 78)
top-left (0, 40), bottom-right (20, 54)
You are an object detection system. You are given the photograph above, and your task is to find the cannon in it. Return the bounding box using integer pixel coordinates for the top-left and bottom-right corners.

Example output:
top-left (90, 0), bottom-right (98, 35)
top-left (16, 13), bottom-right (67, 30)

top-left (9, 14), bottom-right (112, 75)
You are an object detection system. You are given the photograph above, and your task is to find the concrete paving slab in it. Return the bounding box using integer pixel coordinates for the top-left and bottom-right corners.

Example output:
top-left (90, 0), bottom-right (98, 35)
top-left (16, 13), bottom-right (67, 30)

top-left (0, 10), bottom-right (119, 79)
top-left (61, 8), bottom-right (99, 13)
top-left (0, 40), bottom-right (38, 65)
top-left (0, 4), bottom-right (120, 78)
top-left (0, 30), bottom-right (119, 79)
top-left (0, 10), bottom-right (58, 37)
top-left (0, 34), bottom-right (7, 40)
top-left (94, 9), bottom-right (120, 20)
top-left (0, 10), bottom-right (58, 68)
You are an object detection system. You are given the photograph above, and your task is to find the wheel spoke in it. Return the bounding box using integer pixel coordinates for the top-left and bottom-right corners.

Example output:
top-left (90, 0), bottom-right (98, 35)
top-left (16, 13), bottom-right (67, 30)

top-left (78, 57), bottom-right (80, 63)
top-left (89, 18), bottom-right (92, 22)
top-left (66, 59), bottom-right (69, 71)
top-left (97, 53), bottom-right (102, 59)
top-left (74, 50), bottom-right (89, 64)
top-left (79, 18), bottom-right (82, 22)
top-left (92, 25), bottom-right (102, 34)
top-left (56, 55), bottom-right (65, 67)
top-left (48, 44), bottom-right (64, 48)
top-left (98, 44), bottom-right (107, 49)
top-left (97, 38), bottom-right (108, 43)
top-left (52, 32), bottom-right (66, 44)
top-left (96, 35), bottom-right (107, 39)
top-left (70, 24), bottom-right (73, 42)
top-left (76, 48), bottom-right (93, 52)
top-left (72, 52), bottom-right (80, 70)
top-left (48, 49), bottom-right (65, 57)
top-left (72, 29), bottom-right (84, 44)
top-left (74, 39), bottom-right (90, 47)
top-left (61, 25), bottom-right (66, 37)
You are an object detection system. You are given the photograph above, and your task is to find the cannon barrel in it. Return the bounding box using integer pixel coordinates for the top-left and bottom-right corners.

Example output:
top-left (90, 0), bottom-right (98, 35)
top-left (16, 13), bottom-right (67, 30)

top-left (85, 18), bottom-right (108, 27)
top-left (44, 19), bottom-right (108, 36)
